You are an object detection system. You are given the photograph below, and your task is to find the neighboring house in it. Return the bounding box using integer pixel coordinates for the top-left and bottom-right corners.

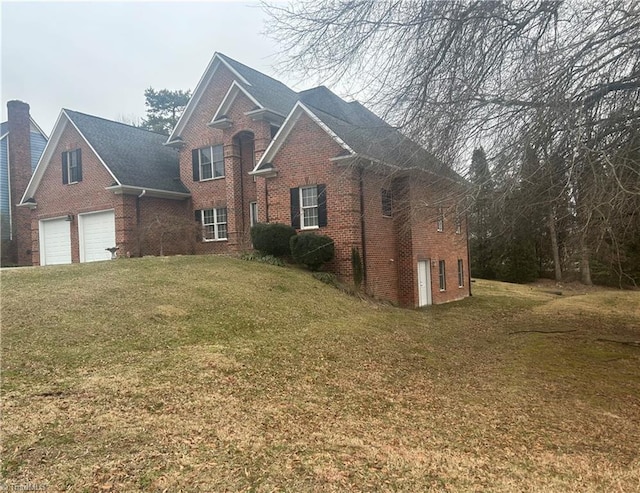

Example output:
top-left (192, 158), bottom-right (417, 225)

top-left (0, 101), bottom-right (48, 266)
top-left (19, 52), bottom-right (469, 307)
top-left (165, 53), bottom-right (470, 306)
top-left (19, 110), bottom-right (191, 265)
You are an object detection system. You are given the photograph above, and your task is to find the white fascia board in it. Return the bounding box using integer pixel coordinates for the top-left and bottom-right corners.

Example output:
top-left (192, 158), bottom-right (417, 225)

top-left (20, 110), bottom-right (66, 204)
top-left (209, 81), bottom-right (263, 124)
top-left (20, 111), bottom-right (121, 204)
top-left (105, 184), bottom-right (191, 200)
top-left (252, 102), bottom-right (354, 173)
top-left (216, 56), bottom-right (251, 87)
top-left (166, 52), bottom-right (252, 144)
top-left (63, 110), bottom-right (120, 184)
top-left (0, 132), bottom-right (8, 141)
top-left (29, 117), bottom-right (49, 140)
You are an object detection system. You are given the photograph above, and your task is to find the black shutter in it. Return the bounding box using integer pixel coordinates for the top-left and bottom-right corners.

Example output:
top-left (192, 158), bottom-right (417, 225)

top-left (192, 149), bottom-right (200, 181)
top-left (317, 184), bottom-right (327, 227)
top-left (76, 149), bottom-right (83, 182)
top-left (290, 187), bottom-right (300, 229)
top-left (194, 210), bottom-right (202, 223)
top-left (62, 152), bottom-right (68, 185)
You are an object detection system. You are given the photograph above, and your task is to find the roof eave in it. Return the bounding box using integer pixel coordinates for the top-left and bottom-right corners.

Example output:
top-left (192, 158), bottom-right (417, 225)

top-left (17, 200), bottom-right (37, 209)
top-left (105, 184), bottom-right (191, 200)
top-left (248, 166), bottom-right (278, 178)
top-left (245, 108), bottom-right (286, 125)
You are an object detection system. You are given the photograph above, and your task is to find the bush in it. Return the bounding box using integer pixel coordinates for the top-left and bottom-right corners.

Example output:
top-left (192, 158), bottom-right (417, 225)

top-left (290, 233), bottom-right (335, 271)
top-left (250, 223), bottom-right (296, 257)
top-left (240, 252), bottom-right (285, 267)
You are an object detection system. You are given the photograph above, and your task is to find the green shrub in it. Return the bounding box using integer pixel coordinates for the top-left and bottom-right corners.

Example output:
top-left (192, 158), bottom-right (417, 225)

top-left (312, 272), bottom-right (339, 287)
top-left (240, 252), bottom-right (285, 267)
top-left (290, 233), bottom-right (335, 271)
top-left (250, 223), bottom-right (297, 257)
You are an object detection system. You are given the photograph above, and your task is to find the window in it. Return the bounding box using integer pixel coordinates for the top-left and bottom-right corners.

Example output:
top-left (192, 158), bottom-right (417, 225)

top-left (290, 185), bottom-right (327, 230)
top-left (382, 189), bottom-right (393, 217)
top-left (62, 149), bottom-right (82, 184)
top-left (458, 259), bottom-right (464, 287)
top-left (439, 260), bottom-right (446, 291)
top-left (301, 186), bottom-right (319, 229)
top-left (199, 207), bottom-right (227, 241)
top-left (455, 206), bottom-right (462, 234)
top-left (192, 145), bottom-right (224, 181)
top-left (250, 202), bottom-right (258, 227)
top-left (437, 207), bottom-right (444, 232)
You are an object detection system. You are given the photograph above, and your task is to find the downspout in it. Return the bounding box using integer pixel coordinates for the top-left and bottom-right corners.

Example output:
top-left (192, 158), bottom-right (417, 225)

top-left (136, 189), bottom-right (146, 257)
top-left (265, 176), bottom-right (270, 222)
top-left (358, 166), bottom-right (368, 286)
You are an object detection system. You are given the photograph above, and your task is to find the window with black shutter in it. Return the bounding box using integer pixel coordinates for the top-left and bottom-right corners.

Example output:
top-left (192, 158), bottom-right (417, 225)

top-left (62, 149), bottom-right (82, 184)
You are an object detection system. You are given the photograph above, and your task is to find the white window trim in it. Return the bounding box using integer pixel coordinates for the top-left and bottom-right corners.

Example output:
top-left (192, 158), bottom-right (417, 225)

top-left (300, 185), bottom-right (319, 230)
top-left (439, 260), bottom-right (446, 291)
top-left (199, 145), bottom-right (225, 181)
top-left (458, 259), bottom-right (464, 288)
top-left (65, 150), bottom-right (80, 184)
top-left (202, 207), bottom-right (228, 242)
top-left (249, 201), bottom-right (258, 227)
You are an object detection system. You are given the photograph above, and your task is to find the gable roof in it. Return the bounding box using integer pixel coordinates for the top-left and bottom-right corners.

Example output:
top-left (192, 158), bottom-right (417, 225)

top-left (169, 52), bottom-right (461, 182)
top-left (64, 110), bottom-right (188, 193)
top-left (256, 85), bottom-right (462, 182)
top-left (166, 52), bottom-right (298, 144)
top-left (21, 110), bottom-right (189, 203)
top-left (0, 117), bottom-right (48, 141)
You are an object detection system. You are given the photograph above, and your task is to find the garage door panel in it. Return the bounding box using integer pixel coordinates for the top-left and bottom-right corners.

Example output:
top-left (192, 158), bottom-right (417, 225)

top-left (80, 211), bottom-right (116, 262)
top-left (40, 218), bottom-right (72, 266)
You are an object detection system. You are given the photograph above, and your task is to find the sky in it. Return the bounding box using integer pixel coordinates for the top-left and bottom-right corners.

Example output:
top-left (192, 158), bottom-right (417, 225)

top-left (1, 1), bottom-right (310, 136)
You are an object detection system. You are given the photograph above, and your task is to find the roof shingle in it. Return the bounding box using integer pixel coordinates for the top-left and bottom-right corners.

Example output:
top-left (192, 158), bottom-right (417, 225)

top-left (64, 110), bottom-right (189, 194)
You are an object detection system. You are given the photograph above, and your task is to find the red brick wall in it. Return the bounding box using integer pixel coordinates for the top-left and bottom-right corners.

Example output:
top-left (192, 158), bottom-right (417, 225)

top-left (138, 196), bottom-right (193, 256)
top-left (263, 112), bottom-right (361, 280)
top-left (177, 65), bottom-right (267, 254)
top-left (406, 175), bottom-right (470, 305)
top-left (7, 101), bottom-right (34, 265)
top-left (31, 121), bottom-right (115, 265)
top-left (360, 169), bottom-right (400, 301)
top-left (30, 120), bottom-right (190, 264)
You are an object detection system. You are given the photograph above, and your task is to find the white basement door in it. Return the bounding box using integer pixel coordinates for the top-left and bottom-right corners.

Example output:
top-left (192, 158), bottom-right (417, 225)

top-left (40, 218), bottom-right (72, 266)
top-left (79, 210), bottom-right (116, 262)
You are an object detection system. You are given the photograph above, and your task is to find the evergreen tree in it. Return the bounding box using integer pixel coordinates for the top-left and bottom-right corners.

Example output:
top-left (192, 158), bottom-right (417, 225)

top-left (141, 88), bottom-right (191, 135)
top-left (469, 147), bottom-right (495, 279)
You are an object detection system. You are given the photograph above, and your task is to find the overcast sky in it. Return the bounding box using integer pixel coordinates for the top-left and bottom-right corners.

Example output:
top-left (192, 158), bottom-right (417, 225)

top-left (1, 1), bottom-right (310, 136)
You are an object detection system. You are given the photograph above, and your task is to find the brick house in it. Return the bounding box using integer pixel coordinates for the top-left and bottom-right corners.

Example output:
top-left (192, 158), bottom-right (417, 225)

top-left (165, 53), bottom-right (470, 306)
top-left (1, 101), bottom-right (48, 266)
top-left (20, 52), bottom-right (469, 306)
top-left (19, 110), bottom-right (191, 265)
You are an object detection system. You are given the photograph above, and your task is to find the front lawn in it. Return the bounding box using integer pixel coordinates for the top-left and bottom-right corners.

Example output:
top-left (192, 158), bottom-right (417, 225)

top-left (1, 256), bottom-right (639, 491)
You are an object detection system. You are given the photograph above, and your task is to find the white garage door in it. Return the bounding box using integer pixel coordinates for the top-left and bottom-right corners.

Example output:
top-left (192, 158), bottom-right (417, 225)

top-left (40, 218), bottom-right (72, 266)
top-left (79, 210), bottom-right (116, 262)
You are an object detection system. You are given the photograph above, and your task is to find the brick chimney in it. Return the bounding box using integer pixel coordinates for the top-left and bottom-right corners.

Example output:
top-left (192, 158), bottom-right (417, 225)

top-left (7, 100), bottom-right (34, 266)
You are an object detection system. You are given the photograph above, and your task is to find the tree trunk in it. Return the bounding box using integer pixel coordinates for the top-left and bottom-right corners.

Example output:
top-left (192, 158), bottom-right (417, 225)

top-left (580, 237), bottom-right (592, 285)
top-left (548, 209), bottom-right (562, 282)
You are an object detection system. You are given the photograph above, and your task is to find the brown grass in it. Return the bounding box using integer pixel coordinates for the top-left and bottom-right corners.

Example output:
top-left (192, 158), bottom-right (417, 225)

top-left (1, 256), bottom-right (639, 491)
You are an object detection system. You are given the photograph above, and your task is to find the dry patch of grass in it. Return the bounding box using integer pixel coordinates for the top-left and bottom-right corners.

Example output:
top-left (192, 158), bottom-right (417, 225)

top-left (1, 258), bottom-right (639, 491)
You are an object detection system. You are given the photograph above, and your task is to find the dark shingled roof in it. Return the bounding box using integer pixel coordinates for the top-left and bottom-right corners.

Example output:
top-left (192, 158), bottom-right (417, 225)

top-left (218, 53), bottom-right (299, 117)
top-left (0, 121), bottom-right (8, 136)
top-left (64, 110), bottom-right (189, 194)
top-left (296, 86), bottom-right (461, 181)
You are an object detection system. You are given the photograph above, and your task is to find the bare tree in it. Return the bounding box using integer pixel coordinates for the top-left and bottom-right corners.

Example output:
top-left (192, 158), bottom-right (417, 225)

top-left (266, 0), bottom-right (640, 284)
